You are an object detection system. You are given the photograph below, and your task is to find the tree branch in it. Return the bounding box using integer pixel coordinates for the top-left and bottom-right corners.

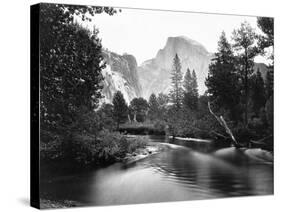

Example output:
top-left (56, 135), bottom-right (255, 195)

top-left (208, 102), bottom-right (240, 147)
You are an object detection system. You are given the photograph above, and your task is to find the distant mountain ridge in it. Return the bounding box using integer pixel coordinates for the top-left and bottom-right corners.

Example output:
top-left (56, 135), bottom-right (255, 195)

top-left (137, 36), bottom-right (270, 99)
top-left (100, 36), bottom-right (270, 103)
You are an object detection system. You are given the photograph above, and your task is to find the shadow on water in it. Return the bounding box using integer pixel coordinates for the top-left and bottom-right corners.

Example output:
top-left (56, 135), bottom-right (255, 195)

top-left (40, 135), bottom-right (273, 206)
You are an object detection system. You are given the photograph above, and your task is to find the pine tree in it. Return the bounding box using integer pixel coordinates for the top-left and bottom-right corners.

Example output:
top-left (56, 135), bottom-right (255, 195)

top-left (183, 69), bottom-right (192, 110)
top-left (257, 17), bottom-right (274, 104)
top-left (191, 70), bottom-right (199, 109)
top-left (183, 68), bottom-right (192, 93)
top-left (232, 21), bottom-right (258, 126)
top-left (250, 69), bottom-right (266, 115)
top-left (112, 91), bottom-right (128, 129)
top-left (148, 93), bottom-right (160, 121)
top-left (206, 31), bottom-right (240, 120)
top-left (169, 54), bottom-right (184, 109)
top-left (157, 93), bottom-right (169, 119)
top-left (183, 69), bottom-right (198, 110)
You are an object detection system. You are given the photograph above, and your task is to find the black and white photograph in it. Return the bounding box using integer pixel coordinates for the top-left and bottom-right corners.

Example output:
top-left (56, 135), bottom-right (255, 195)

top-left (31, 2), bottom-right (274, 209)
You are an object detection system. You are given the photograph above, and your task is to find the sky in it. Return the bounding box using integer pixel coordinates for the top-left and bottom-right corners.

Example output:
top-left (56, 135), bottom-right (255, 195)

top-left (83, 7), bottom-right (267, 65)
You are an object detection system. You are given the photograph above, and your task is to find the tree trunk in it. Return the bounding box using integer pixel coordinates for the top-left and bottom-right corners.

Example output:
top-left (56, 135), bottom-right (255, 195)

top-left (208, 102), bottom-right (240, 147)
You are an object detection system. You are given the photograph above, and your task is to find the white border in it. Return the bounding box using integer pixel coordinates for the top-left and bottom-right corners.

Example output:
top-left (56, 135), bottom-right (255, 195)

top-left (0, 0), bottom-right (280, 211)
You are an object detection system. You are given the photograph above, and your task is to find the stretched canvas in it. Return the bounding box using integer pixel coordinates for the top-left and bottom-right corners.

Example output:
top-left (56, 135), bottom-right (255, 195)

top-left (31, 3), bottom-right (274, 209)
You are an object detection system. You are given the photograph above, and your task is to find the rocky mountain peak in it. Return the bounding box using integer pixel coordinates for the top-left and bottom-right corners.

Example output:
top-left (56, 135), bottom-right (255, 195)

top-left (138, 36), bottom-right (212, 99)
top-left (166, 36), bottom-right (209, 54)
top-left (100, 37), bottom-right (269, 103)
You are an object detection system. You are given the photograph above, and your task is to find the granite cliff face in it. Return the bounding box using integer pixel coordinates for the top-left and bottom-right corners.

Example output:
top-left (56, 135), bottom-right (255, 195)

top-left (101, 51), bottom-right (142, 104)
top-left (138, 36), bottom-right (213, 99)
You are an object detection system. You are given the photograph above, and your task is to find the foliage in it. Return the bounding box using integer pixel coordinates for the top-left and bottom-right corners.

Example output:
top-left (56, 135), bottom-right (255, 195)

top-left (265, 96), bottom-right (273, 131)
top-left (157, 93), bottom-right (169, 119)
top-left (157, 93), bottom-right (170, 106)
top-left (257, 17), bottom-right (274, 63)
top-left (148, 93), bottom-right (160, 121)
top-left (75, 107), bottom-right (102, 135)
top-left (232, 123), bottom-right (255, 144)
top-left (191, 70), bottom-right (199, 99)
top-left (183, 69), bottom-right (199, 110)
top-left (40, 130), bottom-right (64, 160)
top-left (250, 69), bottom-right (266, 115)
top-left (112, 91), bottom-right (128, 129)
top-left (257, 17), bottom-right (274, 47)
top-left (192, 113), bottom-right (222, 139)
top-left (204, 22), bottom-right (273, 145)
top-left (41, 130), bottom-right (147, 166)
top-left (206, 31), bottom-right (241, 121)
top-left (166, 106), bottom-right (185, 137)
top-left (169, 54), bottom-right (184, 109)
top-left (232, 22), bottom-right (259, 125)
top-left (183, 68), bottom-right (193, 93)
top-left (129, 97), bottom-right (149, 122)
top-left (153, 120), bottom-right (167, 133)
top-left (265, 70), bottom-right (273, 99)
top-left (248, 115), bottom-right (267, 137)
top-left (96, 103), bottom-right (115, 131)
top-left (39, 4), bottom-right (117, 129)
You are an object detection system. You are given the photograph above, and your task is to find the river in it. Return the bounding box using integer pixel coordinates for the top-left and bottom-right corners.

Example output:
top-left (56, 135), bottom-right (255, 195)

top-left (40, 135), bottom-right (273, 206)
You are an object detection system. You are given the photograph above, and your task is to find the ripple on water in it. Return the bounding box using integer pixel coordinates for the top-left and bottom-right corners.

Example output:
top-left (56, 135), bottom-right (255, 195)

top-left (40, 136), bottom-right (273, 206)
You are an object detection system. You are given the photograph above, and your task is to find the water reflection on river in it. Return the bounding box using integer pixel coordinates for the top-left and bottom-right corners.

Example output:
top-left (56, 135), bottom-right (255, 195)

top-left (40, 135), bottom-right (273, 206)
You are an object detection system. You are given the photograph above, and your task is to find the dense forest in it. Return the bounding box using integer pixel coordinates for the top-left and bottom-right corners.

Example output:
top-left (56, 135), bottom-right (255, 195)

top-left (40, 4), bottom-right (273, 168)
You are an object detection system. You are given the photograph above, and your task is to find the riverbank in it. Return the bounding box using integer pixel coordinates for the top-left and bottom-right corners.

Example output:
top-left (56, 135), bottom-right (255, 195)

top-left (119, 122), bottom-right (166, 135)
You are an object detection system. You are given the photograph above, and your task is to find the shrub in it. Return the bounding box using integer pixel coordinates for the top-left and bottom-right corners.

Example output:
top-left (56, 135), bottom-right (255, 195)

top-left (40, 130), bottom-right (147, 167)
top-left (153, 120), bottom-right (167, 134)
top-left (40, 130), bottom-right (64, 161)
